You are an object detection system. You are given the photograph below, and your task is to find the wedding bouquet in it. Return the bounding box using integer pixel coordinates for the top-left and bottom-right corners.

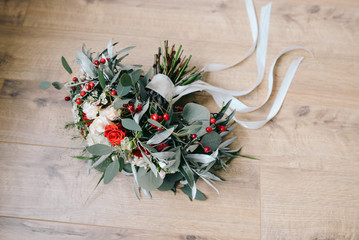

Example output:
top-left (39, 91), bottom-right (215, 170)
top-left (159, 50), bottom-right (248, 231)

top-left (39, 41), bottom-right (248, 200)
top-left (38, 0), bottom-right (309, 200)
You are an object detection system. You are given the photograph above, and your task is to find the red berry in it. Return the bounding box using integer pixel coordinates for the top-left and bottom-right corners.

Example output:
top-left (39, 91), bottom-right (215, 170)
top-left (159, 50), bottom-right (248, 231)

top-left (85, 85), bottom-right (90, 90)
top-left (136, 105), bottom-right (143, 112)
top-left (206, 126), bottom-right (212, 133)
top-left (128, 105), bottom-right (134, 112)
top-left (88, 82), bottom-right (94, 88)
top-left (151, 124), bottom-right (157, 128)
top-left (204, 146), bottom-right (211, 153)
top-left (106, 58), bottom-right (110, 61)
top-left (151, 113), bottom-right (158, 121)
top-left (163, 113), bottom-right (170, 121)
top-left (219, 126), bottom-right (226, 132)
top-left (158, 115), bottom-right (163, 121)
top-left (64, 96), bottom-right (70, 101)
top-left (191, 134), bottom-right (197, 139)
top-left (129, 102), bottom-right (134, 106)
top-left (177, 106), bottom-right (183, 111)
top-left (123, 104), bottom-right (128, 108)
top-left (100, 58), bottom-right (106, 64)
top-left (210, 118), bottom-right (216, 124)
top-left (111, 90), bottom-right (117, 96)
top-left (76, 98), bottom-right (83, 104)
top-left (80, 91), bottom-right (86, 97)
top-left (157, 127), bottom-right (162, 131)
top-left (71, 86), bottom-right (76, 91)
top-left (94, 60), bottom-right (100, 66)
top-left (72, 77), bottom-right (78, 82)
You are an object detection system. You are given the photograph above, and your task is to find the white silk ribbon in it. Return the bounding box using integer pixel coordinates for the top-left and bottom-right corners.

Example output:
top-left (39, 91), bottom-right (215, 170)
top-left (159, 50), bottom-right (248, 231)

top-left (146, 0), bottom-right (312, 130)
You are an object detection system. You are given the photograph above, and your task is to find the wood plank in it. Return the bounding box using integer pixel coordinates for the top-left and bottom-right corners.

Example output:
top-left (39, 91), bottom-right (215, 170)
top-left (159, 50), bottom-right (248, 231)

top-left (0, 216), bottom-right (196, 240)
top-left (0, 142), bottom-right (261, 240)
top-left (261, 166), bottom-right (359, 239)
top-left (0, 0), bottom-right (29, 27)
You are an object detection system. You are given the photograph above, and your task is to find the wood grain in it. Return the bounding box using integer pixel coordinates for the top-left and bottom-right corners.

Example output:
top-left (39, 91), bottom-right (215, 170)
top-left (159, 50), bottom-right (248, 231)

top-left (0, 0), bottom-right (358, 239)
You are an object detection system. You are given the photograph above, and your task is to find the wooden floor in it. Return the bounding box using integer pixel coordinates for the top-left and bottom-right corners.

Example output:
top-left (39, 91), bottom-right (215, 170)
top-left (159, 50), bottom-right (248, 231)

top-left (0, 0), bottom-right (358, 239)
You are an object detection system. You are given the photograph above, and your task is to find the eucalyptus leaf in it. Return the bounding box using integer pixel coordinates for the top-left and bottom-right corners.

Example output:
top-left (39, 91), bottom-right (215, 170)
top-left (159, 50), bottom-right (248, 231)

top-left (103, 159), bottom-right (119, 184)
top-left (176, 124), bottom-right (202, 136)
top-left (181, 185), bottom-right (206, 201)
top-left (137, 167), bottom-right (163, 191)
top-left (122, 118), bottom-right (142, 131)
top-left (158, 172), bottom-right (183, 191)
top-left (117, 84), bottom-right (131, 97)
top-left (130, 69), bottom-right (142, 84)
top-left (120, 73), bottom-right (132, 86)
top-left (61, 56), bottom-right (72, 74)
top-left (87, 144), bottom-right (113, 156)
top-left (200, 131), bottom-right (222, 151)
top-left (183, 103), bottom-right (210, 124)
top-left (38, 81), bottom-right (51, 90)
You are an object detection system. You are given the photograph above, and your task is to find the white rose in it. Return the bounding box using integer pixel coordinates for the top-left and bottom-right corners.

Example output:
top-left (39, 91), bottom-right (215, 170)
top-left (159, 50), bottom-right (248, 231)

top-left (82, 102), bottom-right (99, 119)
top-left (86, 133), bottom-right (111, 146)
top-left (89, 116), bottom-right (113, 135)
top-left (100, 106), bottom-right (121, 121)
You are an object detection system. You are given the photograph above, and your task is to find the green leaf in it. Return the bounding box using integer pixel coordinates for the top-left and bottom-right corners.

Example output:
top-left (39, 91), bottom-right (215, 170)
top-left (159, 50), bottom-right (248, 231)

top-left (130, 69), bottom-right (142, 84)
top-left (116, 84), bottom-right (131, 97)
top-left (147, 119), bottom-right (162, 128)
top-left (137, 167), bottom-right (163, 191)
top-left (179, 163), bottom-right (195, 189)
top-left (158, 172), bottom-right (183, 191)
top-left (120, 73), bottom-right (132, 86)
top-left (176, 123), bottom-right (202, 136)
top-left (113, 99), bottom-right (131, 109)
top-left (142, 67), bottom-right (152, 85)
top-left (119, 157), bottom-right (124, 172)
top-left (200, 131), bottom-right (222, 151)
top-left (183, 103), bottom-right (210, 124)
top-left (122, 118), bottom-right (142, 131)
top-left (52, 81), bottom-right (63, 90)
top-left (103, 159), bottom-right (119, 184)
top-left (123, 163), bottom-right (132, 173)
top-left (72, 156), bottom-right (94, 160)
top-left (87, 144), bottom-right (113, 156)
top-left (98, 68), bottom-right (106, 89)
top-left (61, 56), bottom-right (72, 74)
top-left (38, 81), bottom-right (51, 90)
top-left (94, 157), bottom-right (112, 172)
top-left (216, 100), bottom-right (232, 120)
top-left (116, 46), bottom-right (136, 56)
top-left (110, 71), bottom-right (121, 84)
top-left (147, 127), bottom-right (174, 145)
top-left (167, 148), bottom-right (181, 172)
top-left (181, 185), bottom-right (206, 201)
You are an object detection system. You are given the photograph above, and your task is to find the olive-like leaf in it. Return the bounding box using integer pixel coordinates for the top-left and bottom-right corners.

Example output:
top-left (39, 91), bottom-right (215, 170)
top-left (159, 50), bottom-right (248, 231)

top-left (98, 68), bottom-right (106, 89)
top-left (52, 81), bottom-right (63, 90)
top-left (137, 167), bottom-right (163, 191)
top-left (61, 56), bottom-right (72, 74)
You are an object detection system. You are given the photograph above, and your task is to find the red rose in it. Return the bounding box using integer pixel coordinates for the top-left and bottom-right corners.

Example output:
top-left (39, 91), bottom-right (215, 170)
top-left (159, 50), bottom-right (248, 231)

top-left (104, 125), bottom-right (126, 146)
